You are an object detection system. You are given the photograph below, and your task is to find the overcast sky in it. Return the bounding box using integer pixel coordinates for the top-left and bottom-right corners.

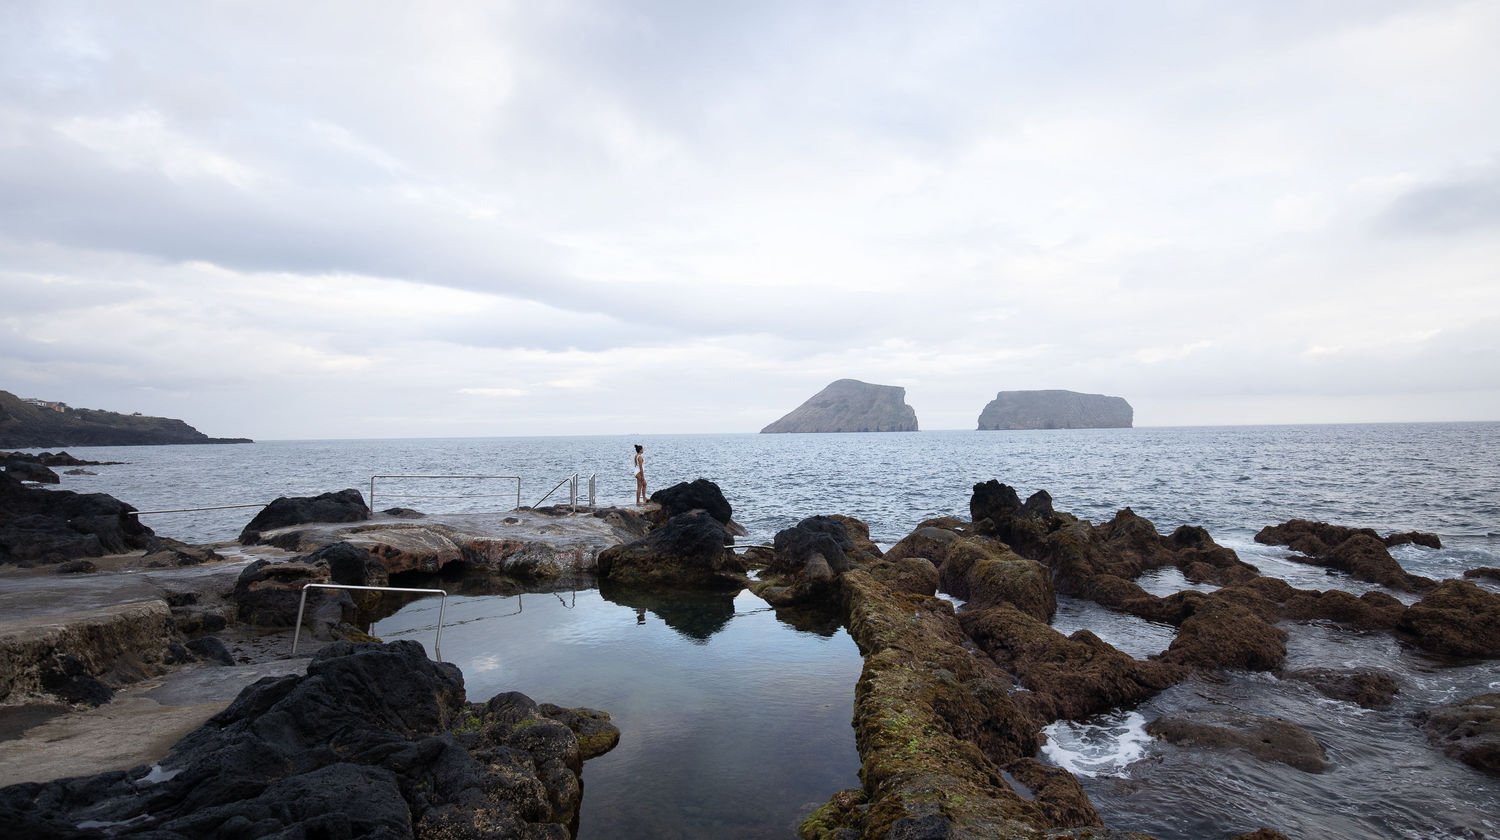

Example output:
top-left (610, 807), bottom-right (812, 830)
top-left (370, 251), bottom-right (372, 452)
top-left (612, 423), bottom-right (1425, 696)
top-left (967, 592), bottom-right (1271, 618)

top-left (3, 1), bottom-right (1497, 439)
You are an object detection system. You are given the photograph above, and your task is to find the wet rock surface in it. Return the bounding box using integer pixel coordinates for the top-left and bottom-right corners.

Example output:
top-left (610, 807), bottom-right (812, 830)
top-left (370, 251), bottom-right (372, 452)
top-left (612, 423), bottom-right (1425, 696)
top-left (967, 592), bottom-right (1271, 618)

top-left (1254, 519), bottom-right (1437, 592)
top-left (1145, 713), bottom-right (1330, 773)
top-left (3, 457), bottom-right (59, 483)
top-left (1418, 693), bottom-right (1500, 775)
top-left (0, 640), bottom-right (618, 839)
top-left (1397, 579), bottom-right (1500, 658)
top-left (241, 505), bottom-right (637, 583)
top-left (962, 603), bottom-right (1185, 722)
top-left (1279, 667), bottom-right (1399, 709)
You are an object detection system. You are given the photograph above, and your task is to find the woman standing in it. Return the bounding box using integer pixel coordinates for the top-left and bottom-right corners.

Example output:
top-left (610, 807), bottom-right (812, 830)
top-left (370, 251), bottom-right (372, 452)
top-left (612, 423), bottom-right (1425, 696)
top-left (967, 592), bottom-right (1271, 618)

top-left (634, 444), bottom-right (646, 505)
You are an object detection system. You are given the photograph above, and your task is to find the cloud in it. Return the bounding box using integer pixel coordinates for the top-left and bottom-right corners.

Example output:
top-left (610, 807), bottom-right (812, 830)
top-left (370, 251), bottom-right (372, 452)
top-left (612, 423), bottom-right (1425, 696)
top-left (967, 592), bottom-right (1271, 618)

top-left (1, 1), bottom-right (1498, 436)
top-left (1377, 165), bottom-right (1500, 235)
top-left (459, 388), bottom-right (529, 398)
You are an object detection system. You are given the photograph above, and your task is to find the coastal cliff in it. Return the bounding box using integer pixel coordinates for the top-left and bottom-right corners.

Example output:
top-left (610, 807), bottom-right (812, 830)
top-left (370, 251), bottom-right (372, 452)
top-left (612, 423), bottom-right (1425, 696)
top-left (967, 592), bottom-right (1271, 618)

top-left (0, 390), bottom-right (251, 447)
top-left (977, 389), bottom-right (1132, 430)
top-left (761, 379), bottom-right (918, 433)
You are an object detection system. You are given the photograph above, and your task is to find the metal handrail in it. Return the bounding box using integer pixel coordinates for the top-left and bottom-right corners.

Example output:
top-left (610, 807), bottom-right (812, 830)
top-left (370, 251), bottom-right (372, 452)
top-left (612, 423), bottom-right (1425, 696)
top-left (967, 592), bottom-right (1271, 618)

top-left (292, 583), bottom-right (448, 660)
top-left (129, 502), bottom-right (269, 516)
top-left (726, 541), bottom-right (773, 552)
top-left (370, 474), bottom-right (520, 511)
top-left (532, 474), bottom-right (575, 509)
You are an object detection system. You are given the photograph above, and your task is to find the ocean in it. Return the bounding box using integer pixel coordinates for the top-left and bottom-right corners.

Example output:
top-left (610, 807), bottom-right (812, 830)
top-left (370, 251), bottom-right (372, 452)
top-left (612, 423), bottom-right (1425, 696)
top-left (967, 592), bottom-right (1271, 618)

top-left (22, 422), bottom-right (1500, 839)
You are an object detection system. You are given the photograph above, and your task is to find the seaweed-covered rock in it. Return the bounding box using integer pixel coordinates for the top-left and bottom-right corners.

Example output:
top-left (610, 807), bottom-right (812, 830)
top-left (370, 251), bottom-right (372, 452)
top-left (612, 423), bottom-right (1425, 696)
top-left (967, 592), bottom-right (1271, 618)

top-left (1159, 594), bottom-right (1288, 672)
top-left (1398, 580), bottom-right (1500, 658)
top-left (1255, 520), bottom-right (1436, 592)
top-left (826, 571), bottom-right (1099, 839)
top-left (940, 536), bottom-right (1055, 622)
top-left (960, 603), bottom-right (1185, 721)
top-left (882, 525), bottom-right (962, 567)
top-left (1418, 693), bottom-right (1500, 775)
top-left (596, 511), bottom-right (743, 589)
top-left (238, 489), bottom-right (370, 544)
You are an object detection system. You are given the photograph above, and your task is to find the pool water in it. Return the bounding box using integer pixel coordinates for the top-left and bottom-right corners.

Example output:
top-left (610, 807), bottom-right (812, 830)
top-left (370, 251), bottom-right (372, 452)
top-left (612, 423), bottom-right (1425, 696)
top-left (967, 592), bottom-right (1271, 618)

top-left (370, 583), bottom-right (864, 839)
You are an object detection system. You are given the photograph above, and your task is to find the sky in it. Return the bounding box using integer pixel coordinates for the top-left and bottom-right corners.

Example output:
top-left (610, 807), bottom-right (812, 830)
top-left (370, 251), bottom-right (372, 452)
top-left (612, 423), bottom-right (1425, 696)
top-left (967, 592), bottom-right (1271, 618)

top-left (2, 1), bottom-right (1497, 439)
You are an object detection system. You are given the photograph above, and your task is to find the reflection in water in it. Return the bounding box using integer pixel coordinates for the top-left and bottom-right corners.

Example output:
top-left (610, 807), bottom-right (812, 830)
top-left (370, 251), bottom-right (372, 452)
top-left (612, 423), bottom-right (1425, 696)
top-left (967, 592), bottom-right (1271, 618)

top-left (597, 579), bottom-right (741, 643)
top-left (370, 584), bottom-right (864, 840)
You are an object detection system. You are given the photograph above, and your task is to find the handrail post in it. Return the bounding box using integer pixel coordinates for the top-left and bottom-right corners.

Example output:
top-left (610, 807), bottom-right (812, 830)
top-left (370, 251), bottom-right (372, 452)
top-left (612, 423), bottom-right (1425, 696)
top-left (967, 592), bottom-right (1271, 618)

top-left (291, 587), bottom-right (311, 655)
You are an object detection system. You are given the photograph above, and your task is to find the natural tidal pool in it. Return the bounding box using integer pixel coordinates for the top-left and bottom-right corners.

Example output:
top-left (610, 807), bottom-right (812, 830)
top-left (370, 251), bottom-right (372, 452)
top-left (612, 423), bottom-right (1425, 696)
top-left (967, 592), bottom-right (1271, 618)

top-left (370, 582), bottom-right (864, 839)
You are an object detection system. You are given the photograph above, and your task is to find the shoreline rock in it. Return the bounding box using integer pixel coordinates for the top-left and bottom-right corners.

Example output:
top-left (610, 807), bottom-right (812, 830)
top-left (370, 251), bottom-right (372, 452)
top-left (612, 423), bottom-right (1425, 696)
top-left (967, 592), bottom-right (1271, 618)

top-left (0, 640), bottom-right (619, 838)
top-left (0, 471), bottom-right (155, 567)
top-left (1254, 519), bottom-right (1439, 593)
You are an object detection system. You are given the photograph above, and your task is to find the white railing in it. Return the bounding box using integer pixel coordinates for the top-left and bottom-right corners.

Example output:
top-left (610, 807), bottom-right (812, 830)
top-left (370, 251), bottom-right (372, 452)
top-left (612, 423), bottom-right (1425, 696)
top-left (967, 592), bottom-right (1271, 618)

top-left (368, 474), bottom-right (521, 511)
top-left (292, 583), bottom-right (448, 660)
top-left (531, 473), bottom-right (597, 514)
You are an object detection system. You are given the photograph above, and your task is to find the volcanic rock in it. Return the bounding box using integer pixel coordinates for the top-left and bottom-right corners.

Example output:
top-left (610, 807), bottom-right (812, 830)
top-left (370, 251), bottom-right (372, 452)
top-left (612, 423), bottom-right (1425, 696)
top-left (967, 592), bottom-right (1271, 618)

top-left (232, 557), bottom-right (350, 635)
top-left (818, 569), bottom-right (1102, 838)
top-left (649, 478), bottom-right (734, 524)
top-left (4, 457), bottom-right (59, 483)
top-left (596, 511), bottom-right (744, 589)
top-left (238, 489), bottom-right (371, 544)
top-left (0, 640), bottom-right (618, 838)
top-left (0, 471), bottom-right (154, 567)
top-left (882, 524), bottom-right (962, 567)
top-left (753, 515), bottom-right (873, 607)
top-left (761, 379), bottom-right (918, 433)
top-left (976, 389), bottom-right (1132, 430)
top-left (1158, 593), bottom-right (1288, 672)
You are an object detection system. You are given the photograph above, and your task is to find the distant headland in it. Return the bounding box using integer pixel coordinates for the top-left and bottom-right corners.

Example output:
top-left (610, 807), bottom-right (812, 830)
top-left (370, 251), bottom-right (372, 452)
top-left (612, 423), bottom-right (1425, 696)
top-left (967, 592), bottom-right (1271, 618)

top-left (0, 390), bottom-right (253, 447)
top-left (978, 389), bottom-right (1133, 430)
top-left (761, 379), bottom-right (919, 433)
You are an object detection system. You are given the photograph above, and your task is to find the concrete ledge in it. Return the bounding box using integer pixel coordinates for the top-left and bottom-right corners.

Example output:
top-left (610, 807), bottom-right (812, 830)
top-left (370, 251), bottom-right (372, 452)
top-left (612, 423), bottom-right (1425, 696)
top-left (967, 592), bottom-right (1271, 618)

top-left (0, 599), bottom-right (174, 704)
